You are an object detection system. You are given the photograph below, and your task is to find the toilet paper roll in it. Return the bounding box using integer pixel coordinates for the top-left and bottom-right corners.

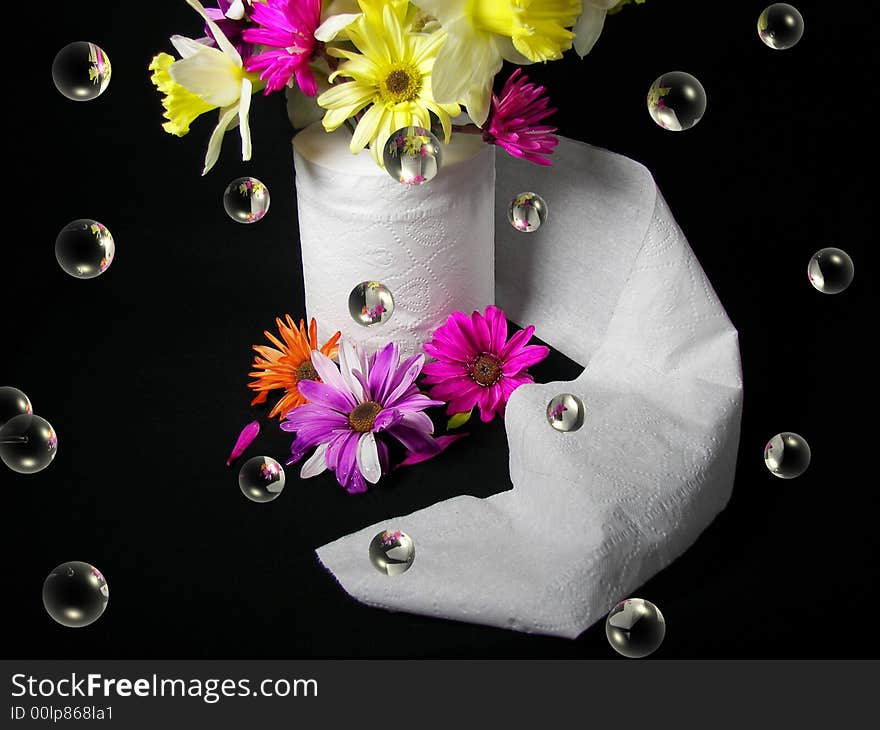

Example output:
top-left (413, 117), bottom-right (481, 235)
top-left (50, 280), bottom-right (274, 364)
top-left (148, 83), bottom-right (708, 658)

top-left (292, 123), bottom-right (495, 357)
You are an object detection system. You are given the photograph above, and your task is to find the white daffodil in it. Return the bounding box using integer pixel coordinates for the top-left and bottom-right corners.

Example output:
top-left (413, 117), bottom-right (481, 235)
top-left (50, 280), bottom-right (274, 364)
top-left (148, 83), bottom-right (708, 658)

top-left (573, 0), bottom-right (621, 57)
top-left (164, 0), bottom-right (261, 174)
top-left (410, 0), bottom-right (581, 127)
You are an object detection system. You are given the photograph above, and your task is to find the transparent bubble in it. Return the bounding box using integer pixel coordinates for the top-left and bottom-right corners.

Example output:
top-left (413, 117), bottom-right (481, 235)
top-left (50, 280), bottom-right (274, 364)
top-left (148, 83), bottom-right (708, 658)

top-left (55, 219), bottom-right (115, 279)
top-left (238, 455), bottom-right (286, 502)
top-left (508, 192), bottom-right (548, 233)
top-left (764, 432), bottom-right (810, 479)
top-left (648, 71), bottom-right (707, 131)
top-left (0, 414), bottom-right (58, 474)
top-left (349, 281), bottom-right (395, 327)
top-left (0, 386), bottom-right (32, 428)
top-left (369, 530), bottom-right (415, 576)
top-left (546, 393), bottom-right (586, 432)
top-left (383, 126), bottom-right (442, 185)
top-left (223, 177), bottom-right (270, 224)
top-left (43, 561), bottom-right (109, 628)
top-left (758, 4), bottom-right (804, 50)
top-left (606, 598), bottom-right (666, 658)
top-left (52, 42), bottom-right (111, 101)
top-left (808, 247), bottom-right (854, 294)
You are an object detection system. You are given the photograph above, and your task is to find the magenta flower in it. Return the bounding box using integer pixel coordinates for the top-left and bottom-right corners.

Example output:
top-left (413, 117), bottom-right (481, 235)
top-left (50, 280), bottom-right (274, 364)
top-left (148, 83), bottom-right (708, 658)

top-left (281, 340), bottom-right (445, 494)
top-left (422, 305), bottom-right (549, 423)
top-left (242, 0), bottom-right (321, 95)
top-left (482, 69), bottom-right (559, 167)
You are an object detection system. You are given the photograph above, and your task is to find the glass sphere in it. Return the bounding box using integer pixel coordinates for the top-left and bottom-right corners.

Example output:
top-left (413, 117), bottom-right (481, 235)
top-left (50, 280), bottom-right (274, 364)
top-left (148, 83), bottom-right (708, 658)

top-left (808, 247), bottom-right (854, 294)
top-left (369, 530), bottom-right (415, 575)
top-left (0, 414), bottom-right (58, 474)
top-left (55, 219), bottom-right (115, 279)
top-left (606, 598), bottom-right (666, 658)
top-left (43, 561), bottom-right (109, 628)
top-left (0, 386), bottom-right (32, 428)
top-left (546, 393), bottom-right (586, 432)
top-left (508, 192), bottom-right (548, 232)
top-left (348, 281), bottom-right (395, 327)
top-left (648, 71), bottom-right (707, 131)
top-left (223, 177), bottom-right (270, 224)
top-left (758, 4), bottom-right (805, 50)
top-left (383, 126), bottom-right (442, 185)
top-left (238, 455), bottom-right (286, 502)
top-left (764, 432), bottom-right (810, 479)
top-left (52, 42), bottom-right (111, 101)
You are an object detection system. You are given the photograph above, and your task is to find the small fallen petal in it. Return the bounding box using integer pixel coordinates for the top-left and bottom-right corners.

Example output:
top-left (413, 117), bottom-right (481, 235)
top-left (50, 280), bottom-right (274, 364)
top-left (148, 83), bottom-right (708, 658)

top-left (226, 420), bottom-right (260, 466)
top-left (397, 434), bottom-right (468, 468)
top-left (250, 390), bottom-right (268, 405)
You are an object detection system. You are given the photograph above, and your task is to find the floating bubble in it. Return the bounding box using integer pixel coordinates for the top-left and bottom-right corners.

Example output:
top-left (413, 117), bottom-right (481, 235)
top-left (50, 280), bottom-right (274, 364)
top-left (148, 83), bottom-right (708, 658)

top-left (43, 561), bottom-right (109, 628)
top-left (508, 192), bottom-right (548, 233)
top-left (808, 247), bottom-right (854, 294)
top-left (238, 455), bottom-right (286, 502)
top-left (369, 530), bottom-right (415, 575)
top-left (0, 386), bottom-right (32, 428)
top-left (606, 598), bottom-right (666, 658)
top-left (223, 177), bottom-right (270, 224)
top-left (0, 414), bottom-right (58, 474)
top-left (546, 393), bottom-right (586, 432)
top-left (52, 42), bottom-right (111, 101)
top-left (648, 71), bottom-right (707, 131)
top-left (55, 219), bottom-right (115, 279)
top-left (383, 126), bottom-right (442, 185)
top-left (758, 4), bottom-right (804, 50)
top-left (349, 281), bottom-right (395, 327)
top-left (764, 432), bottom-right (810, 479)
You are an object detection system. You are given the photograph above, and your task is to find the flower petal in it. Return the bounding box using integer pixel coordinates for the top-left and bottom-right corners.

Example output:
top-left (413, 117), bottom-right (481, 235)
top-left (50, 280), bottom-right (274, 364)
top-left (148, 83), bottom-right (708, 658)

top-left (238, 76), bottom-right (252, 160)
top-left (338, 339), bottom-right (366, 402)
top-left (203, 104), bottom-right (239, 175)
top-left (350, 101), bottom-right (386, 154)
top-left (573, 4), bottom-right (607, 58)
top-left (356, 431), bottom-right (382, 484)
top-left (300, 442), bottom-right (329, 478)
top-left (296, 378), bottom-right (357, 413)
top-left (310, 349), bottom-right (353, 400)
top-left (171, 34), bottom-right (209, 59)
top-left (169, 46), bottom-right (242, 107)
top-left (501, 344), bottom-right (550, 374)
top-left (315, 12), bottom-right (362, 42)
top-left (485, 305), bottom-right (509, 353)
top-left (186, 0), bottom-right (242, 64)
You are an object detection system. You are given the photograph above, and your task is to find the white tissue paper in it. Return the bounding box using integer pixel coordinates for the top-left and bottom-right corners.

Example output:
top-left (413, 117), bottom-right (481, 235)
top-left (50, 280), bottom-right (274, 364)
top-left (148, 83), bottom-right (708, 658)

top-left (293, 123), bottom-right (495, 357)
top-left (313, 135), bottom-right (743, 639)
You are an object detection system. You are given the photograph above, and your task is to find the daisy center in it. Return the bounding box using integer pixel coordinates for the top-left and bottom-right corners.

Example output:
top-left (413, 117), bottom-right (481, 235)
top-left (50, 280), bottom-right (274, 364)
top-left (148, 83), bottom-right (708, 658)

top-left (296, 361), bottom-right (319, 382)
top-left (349, 401), bottom-right (382, 433)
top-left (380, 65), bottom-right (422, 104)
top-left (471, 354), bottom-right (503, 387)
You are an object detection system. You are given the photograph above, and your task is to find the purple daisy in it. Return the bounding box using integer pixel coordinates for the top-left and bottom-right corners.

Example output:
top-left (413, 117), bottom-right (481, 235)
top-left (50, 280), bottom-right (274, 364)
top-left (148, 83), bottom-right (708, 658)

top-left (242, 0), bottom-right (322, 96)
top-left (482, 69), bottom-right (559, 167)
top-left (281, 339), bottom-right (445, 494)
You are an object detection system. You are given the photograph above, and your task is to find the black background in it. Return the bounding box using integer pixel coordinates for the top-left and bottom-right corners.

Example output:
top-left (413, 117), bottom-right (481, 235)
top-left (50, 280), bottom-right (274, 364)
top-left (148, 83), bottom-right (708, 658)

top-left (3, 0), bottom-right (875, 658)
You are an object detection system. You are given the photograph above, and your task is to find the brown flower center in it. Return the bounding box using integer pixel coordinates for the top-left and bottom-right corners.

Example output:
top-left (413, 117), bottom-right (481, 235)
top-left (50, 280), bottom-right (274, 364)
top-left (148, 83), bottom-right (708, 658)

top-left (296, 360), bottom-right (318, 383)
top-left (348, 401), bottom-right (382, 433)
top-left (380, 64), bottom-right (422, 104)
top-left (471, 354), bottom-right (503, 387)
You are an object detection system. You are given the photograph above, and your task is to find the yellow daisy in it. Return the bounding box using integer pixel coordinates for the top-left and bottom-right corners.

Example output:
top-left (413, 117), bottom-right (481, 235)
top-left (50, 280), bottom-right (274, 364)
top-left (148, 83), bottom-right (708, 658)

top-left (316, 0), bottom-right (461, 166)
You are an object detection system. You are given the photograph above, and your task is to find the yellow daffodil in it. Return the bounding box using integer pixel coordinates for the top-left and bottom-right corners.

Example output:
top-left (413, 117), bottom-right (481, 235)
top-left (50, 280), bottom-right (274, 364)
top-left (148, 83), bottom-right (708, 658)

top-left (411, 0), bottom-right (581, 126)
top-left (149, 0), bottom-right (263, 175)
top-left (316, 0), bottom-right (460, 166)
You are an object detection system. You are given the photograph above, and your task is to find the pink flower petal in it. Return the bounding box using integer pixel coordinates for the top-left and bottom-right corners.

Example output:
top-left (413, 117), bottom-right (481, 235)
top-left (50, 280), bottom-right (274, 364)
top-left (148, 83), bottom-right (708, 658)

top-left (397, 435), bottom-right (468, 468)
top-left (225, 420), bottom-right (260, 466)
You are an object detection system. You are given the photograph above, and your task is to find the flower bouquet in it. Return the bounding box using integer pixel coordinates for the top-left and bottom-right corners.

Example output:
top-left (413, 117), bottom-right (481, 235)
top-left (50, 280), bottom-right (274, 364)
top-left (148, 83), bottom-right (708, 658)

top-left (152, 0), bottom-right (647, 491)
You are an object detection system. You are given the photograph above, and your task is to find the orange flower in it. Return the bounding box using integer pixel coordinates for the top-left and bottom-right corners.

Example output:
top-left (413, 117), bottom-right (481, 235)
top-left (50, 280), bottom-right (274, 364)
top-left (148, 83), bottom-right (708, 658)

top-left (248, 316), bottom-right (341, 419)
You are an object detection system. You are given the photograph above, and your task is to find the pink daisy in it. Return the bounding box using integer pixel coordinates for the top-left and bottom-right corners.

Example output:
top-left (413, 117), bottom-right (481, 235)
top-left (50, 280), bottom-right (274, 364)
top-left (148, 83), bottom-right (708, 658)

top-left (422, 305), bottom-right (549, 423)
top-left (242, 0), bottom-right (321, 95)
top-left (281, 340), bottom-right (445, 494)
top-left (482, 69), bottom-right (559, 167)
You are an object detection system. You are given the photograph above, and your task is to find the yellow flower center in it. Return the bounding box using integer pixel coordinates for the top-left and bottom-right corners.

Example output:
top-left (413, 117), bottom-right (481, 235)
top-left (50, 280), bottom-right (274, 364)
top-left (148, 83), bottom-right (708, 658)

top-left (379, 64), bottom-right (422, 105)
top-left (295, 360), bottom-right (318, 383)
top-left (349, 401), bottom-right (382, 433)
top-left (471, 354), bottom-right (503, 387)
